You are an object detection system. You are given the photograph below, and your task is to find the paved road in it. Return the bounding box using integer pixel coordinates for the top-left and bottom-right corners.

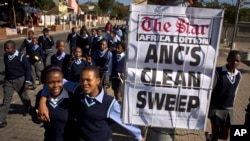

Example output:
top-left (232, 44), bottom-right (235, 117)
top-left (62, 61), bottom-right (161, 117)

top-left (0, 27), bottom-right (249, 141)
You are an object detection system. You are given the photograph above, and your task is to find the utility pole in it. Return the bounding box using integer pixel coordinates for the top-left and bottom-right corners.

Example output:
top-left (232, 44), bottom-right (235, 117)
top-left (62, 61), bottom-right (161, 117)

top-left (230, 0), bottom-right (242, 50)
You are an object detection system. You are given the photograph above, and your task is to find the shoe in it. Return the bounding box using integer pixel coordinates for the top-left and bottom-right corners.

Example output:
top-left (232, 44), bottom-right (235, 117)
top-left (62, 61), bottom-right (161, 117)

top-left (0, 121), bottom-right (7, 128)
top-left (23, 106), bottom-right (33, 116)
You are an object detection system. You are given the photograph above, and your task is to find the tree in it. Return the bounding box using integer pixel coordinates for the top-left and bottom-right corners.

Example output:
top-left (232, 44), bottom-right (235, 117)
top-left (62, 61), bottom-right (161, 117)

top-left (98, 0), bottom-right (115, 14)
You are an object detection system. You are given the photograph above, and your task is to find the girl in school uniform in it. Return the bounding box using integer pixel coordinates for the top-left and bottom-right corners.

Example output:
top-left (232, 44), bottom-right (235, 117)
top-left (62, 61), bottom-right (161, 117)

top-left (32, 65), bottom-right (75, 141)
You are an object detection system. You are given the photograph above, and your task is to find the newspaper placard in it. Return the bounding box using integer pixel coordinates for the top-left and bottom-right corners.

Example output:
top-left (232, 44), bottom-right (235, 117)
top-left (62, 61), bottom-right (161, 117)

top-left (122, 4), bottom-right (224, 130)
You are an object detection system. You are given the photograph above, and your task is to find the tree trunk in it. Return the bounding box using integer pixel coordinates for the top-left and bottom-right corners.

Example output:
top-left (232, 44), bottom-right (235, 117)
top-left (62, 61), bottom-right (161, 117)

top-left (12, 1), bottom-right (17, 28)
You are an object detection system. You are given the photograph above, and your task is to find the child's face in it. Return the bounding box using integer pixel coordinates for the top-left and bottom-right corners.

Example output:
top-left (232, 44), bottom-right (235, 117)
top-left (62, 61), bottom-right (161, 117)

top-left (92, 30), bottom-right (97, 36)
top-left (72, 28), bottom-right (76, 33)
top-left (4, 44), bottom-right (15, 55)
top-left (74, 48), bottom-right (82, 58)
top-left (97, 30), bottom-right (102, 36)
top-left (46, 71), bottom-right (63, 98)
top-left (227, 54), bottom-right (241, 70)
top-left (116, 45), bottom-right (124, 54)
top-left (110, 32), bottom-right (115, 38)
top-left (32, 38), bottom-right (38, 45)
top-left (28, 31), bottom-right (34, 38)
top-left (82, 31), bottom-right (87, 36)
top-left (80, 70), bottom-right (100, 96)
top-left (43, 31), bottom-right (49, 36)
top-left (100, 41), bottom-right (107, 51)
top-left (56, 41), bottom-right (65, 53)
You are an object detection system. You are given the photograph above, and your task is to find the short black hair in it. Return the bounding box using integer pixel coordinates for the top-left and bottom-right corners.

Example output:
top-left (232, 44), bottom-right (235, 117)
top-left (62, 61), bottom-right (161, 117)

top-left (43, 28), bottom-right (49, 32)
top-left (116, 41), bottom-right (126, 51)
top-left (40, 65), bottom-right (62, 84)
top-left (4, 40), bottom-right (16, 49)
top-left (228, 50), bottom-right (241, 58)
top-left (81, 66), bottom-right (100, 78)
top-left (56, 40), bottom-right (65, 47)
top-left (73, 46), bottom-right (82, 52)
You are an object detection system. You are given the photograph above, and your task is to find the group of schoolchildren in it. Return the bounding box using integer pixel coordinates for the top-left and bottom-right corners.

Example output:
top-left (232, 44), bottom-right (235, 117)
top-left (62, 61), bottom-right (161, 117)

top-left (1, 23), bottom-right (248, 141)
top-left (0, 25), bottom-right (143, 141)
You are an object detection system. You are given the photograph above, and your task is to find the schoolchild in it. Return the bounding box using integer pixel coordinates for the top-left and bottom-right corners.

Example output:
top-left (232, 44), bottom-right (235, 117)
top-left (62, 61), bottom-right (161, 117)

top-left (38, 66), bottom-right (145, 141)
top-left (32, 65), bottom-right (75, 141)
top-left (18, 30), bottom-right (34, 56)
top-left (90, 28), bottom-right (99, 55)
top-left (76, 28), bottom-right (90, 56)
top-left (66, 27), bottom-right (78, 55)
top-left (111, 42), bottom-right (126, 101)
top-left (0, 40), bottom-right (32, 128)
top-left (92, 39), bottom-right (112, 92)
top-left (68, 47), bottom-right (90, 82)
top-left (207, 50), bottom-right (242, 141)
top-left (29, 37), bottom-right (44, 88)
top-left (38, 28), bottom-right (55, 66)
top-left (50, 40), bottom-right (71, 79)
top-left (108, 30), bottom-right (120, 52)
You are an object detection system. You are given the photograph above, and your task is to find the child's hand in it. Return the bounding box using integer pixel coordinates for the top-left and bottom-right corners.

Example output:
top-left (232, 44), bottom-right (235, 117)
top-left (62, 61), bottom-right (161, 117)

top-left (38, 97), bottom-right (50, 122)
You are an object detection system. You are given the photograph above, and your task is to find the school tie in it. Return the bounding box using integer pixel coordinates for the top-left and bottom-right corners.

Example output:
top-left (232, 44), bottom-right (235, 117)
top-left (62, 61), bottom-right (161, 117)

top-left (86, 96), bottom-right (95, 104)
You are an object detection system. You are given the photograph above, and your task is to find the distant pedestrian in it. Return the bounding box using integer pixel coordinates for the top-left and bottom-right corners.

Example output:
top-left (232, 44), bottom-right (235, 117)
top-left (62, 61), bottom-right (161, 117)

top-left (29, 37), bottom-right (44, 88)
top-left (105, 20), bottom-right (112, 38)
top-left (18, 30), bottom-right (34, 55)
top-left (77, 29), bottom-right (90, 56)
top-left (38, 28), bottom-right (55, 67)
top-left (0, 40), bottom-right (33, 128)
top-left (207, 50), bottom-right (242, 141)
top-left (66, 27), bottom-right (78, 55)
top-left (28, 16), bottom-right (34, 31)
top-left (50, 40), bottom-right (71, 79)
top-left (90, 28), bottom-right (99, 56)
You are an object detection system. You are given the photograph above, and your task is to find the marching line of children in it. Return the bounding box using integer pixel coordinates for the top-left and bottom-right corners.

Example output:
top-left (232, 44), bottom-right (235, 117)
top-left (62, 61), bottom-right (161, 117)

top-left (0, 25), bottom-right (126, 128)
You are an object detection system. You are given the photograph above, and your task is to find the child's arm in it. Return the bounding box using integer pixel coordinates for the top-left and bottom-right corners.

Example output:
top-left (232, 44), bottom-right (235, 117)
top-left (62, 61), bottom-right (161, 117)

top-left (32, 90), bottom-right (43, 124)
top-left (108, 100), bottom-right (144, 141)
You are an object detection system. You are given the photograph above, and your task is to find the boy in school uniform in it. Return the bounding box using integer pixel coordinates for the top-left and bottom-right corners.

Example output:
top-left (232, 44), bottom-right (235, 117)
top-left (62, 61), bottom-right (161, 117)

top-left (111, 42), bottom-right (126, 101)
top-left (76, 29), bottom-right (91, 56)
top-left (207, 50), bottom-right (242, 141)
top-left (38, 28), bottom-right (55, 67)
top-left (92, 39), bottom-right (112, 92)
top-left (0, 40), bottom-right (32, 128)
top-left (66, 27), bottom-right (78, 56)
top-left (90, 28), bottom-right (99, 56)
top-left (30, 37), bottom-right (44, 88)
top-left (50, 40), bottom-right (71, 79)
top-left (18, 30), bottom-right (34, 56)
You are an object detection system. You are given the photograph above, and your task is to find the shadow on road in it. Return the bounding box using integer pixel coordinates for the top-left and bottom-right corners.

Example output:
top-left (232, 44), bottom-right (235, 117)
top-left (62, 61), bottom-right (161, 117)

top-left (8, 104), bottom-right (26, 115)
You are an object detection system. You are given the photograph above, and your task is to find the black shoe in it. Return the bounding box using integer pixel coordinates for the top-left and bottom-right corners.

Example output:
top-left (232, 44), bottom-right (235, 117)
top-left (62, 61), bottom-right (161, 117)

top-left (0, 121), bottom-right (7, 128)
top-left (23, 106), bottom-right (33, 116)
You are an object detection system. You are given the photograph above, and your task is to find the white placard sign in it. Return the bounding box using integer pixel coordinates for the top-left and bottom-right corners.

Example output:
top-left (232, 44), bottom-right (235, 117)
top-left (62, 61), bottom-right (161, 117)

top-left (122, 4), bottom-right (224, 130)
